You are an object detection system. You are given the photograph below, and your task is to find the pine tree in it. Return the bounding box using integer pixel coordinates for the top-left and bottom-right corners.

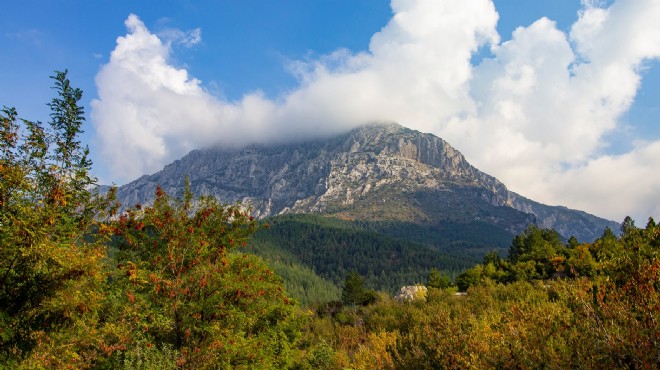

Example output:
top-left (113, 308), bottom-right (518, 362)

top-left (427, 268), bottom-right (451, 289)
top-left (1, 71), bottom-right (113, 367)
top-left (341, 271), bottom-right (367, 306)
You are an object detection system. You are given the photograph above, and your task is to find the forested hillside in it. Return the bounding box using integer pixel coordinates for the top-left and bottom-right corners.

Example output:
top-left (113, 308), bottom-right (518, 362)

top-left (246, 214), bottom-right (510, 298)
top-left (302, 217), bottom-right (659, 369)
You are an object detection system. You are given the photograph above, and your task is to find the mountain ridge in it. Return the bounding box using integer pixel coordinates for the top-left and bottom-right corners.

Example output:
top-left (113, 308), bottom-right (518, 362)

top-left (115, 123), bottom-right (619, 242)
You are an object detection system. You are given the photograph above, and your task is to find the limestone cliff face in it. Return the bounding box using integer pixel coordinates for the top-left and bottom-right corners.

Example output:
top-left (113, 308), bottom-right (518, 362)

top-left (116, 123), bottom-right (618, 242)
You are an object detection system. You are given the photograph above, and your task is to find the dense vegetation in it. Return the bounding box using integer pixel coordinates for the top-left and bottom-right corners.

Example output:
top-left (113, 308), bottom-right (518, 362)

top-left (2, 73), bottom-right (658, 369)
top-left (247, 214), bottom-right (501, 297)
top-left (0, 73), bottom-right (309, 368)
top-left (1, 72), bottom-right (114, 367)
top-left (302, 220), bottom-right (659, 369)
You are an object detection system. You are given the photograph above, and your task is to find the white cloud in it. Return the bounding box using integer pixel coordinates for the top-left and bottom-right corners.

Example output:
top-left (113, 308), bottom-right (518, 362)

top-left (449, 0), bottom-right (660, 223)
top-left (548, 140), bottom-right (660, 224)
top-left (6, 28), bottom-right (43, 47)
top-left (158, 27), bottom-right (202, 48)
top-left (91, 0), bottom-right (660, 223)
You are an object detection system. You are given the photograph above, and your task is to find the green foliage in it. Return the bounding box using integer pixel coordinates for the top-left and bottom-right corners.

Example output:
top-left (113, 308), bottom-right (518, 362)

top-left (508, 225), bottom-right (564, 265)
top-left (119, 343), bottom-right (180, 370)
top-left (247, 214), bottom-right (471, 293)
top-left (308, 263), bottom-right (658, 368)
top-left (298, 218), bottom-right (659, 368)
top-left (341, 272), bottom-right (376, 306)
top-left (265, 260), bottom-right (341, 306)
top-left (105, 183), bottom-right (304, 368)
top-left (359, 218), bottom-right (514, 253)
top-left (241, 232), bottom-right (342, 306)
top-left (0, 71), bottom-right (114, 367)
top-left (427, 267), bottom-right (451, 289)
top-left (1, 73), bottom-right (320, 369)
top-left (456, 219), bottom-right (660, 292)
top-left (455, 267), bottom-right (482, 292)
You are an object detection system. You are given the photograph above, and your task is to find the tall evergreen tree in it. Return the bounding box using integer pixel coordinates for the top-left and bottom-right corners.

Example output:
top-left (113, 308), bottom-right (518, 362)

top-left (427, 268), bottom-right (451, 289)
top-left (341, 271), bottom-right (367, 306)
top-left (0, 71), bottom-right (113, 367)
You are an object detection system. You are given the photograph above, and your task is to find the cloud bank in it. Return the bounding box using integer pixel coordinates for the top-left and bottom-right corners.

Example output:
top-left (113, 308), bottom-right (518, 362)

top-left (91, 0), bottom-right (660, 223)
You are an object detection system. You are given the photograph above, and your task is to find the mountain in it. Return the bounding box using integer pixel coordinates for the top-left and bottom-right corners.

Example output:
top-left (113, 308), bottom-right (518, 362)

top-left (115, 123), bottom-right (619, 243)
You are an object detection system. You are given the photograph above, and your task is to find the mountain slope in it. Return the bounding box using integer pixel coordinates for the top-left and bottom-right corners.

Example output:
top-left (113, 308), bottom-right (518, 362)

top-left (116, 123), bottom-right (619, 242)
top-left (246, 214), bottom-right (476, 294)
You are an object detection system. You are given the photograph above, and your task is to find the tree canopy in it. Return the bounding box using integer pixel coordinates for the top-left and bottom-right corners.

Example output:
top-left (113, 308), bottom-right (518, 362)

top-left (1, 71), bottom-right (115, 367)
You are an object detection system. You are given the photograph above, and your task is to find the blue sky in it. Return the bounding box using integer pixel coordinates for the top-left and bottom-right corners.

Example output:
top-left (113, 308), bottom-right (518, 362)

top-left (1, 0), bottom-right (659, 223)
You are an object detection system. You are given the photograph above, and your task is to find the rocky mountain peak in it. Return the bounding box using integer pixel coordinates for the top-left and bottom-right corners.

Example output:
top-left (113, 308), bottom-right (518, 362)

top-left (115, 123), bottom-right (618, 242)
